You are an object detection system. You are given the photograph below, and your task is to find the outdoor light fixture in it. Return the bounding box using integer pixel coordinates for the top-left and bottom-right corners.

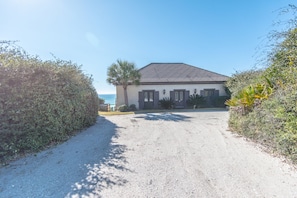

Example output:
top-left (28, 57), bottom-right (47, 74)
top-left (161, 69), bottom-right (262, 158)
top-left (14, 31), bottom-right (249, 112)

top-left (163, 89), bottom-right (166, 94)
top-left (194, 88), bottom-right (197, 94)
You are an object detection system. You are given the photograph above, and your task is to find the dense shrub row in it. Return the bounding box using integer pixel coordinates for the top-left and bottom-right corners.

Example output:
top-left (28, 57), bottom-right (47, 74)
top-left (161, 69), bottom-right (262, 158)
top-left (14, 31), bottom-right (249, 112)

top-left (226, 7), bottom-right (297, 163)
top-left (157, 94), bottom-right (228, 110)
top-left (0, 42), bottom-right (99, 164)
top-left (228, 85), bottom-right (297, 162)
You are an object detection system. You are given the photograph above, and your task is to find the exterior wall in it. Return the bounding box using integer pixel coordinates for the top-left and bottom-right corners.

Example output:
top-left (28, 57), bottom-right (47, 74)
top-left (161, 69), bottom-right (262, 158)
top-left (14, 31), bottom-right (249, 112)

top-left (116, 83), bottom-right (227, 109)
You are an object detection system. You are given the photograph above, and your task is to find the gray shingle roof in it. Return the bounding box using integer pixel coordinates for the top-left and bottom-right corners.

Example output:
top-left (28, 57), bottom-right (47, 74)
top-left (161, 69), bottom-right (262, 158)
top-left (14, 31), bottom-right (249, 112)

top-left (138, 63), bottom-right (229, 84)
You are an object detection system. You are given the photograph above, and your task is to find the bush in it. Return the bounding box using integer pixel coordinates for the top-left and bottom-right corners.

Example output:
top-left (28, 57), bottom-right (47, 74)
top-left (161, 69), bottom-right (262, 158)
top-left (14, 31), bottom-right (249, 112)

top-left (228, 88), bottom-right (297, 162)
top-left (213, 96), bottom-right (230, 107)
top-left (186, 94), bottom-right (205, 108)
top-left (128, 104), bottom-right (137, 111)
top-left (225, 82), bottom-right (273, 114)
top-left (118, 104), bottom-right (128, 112)
top-left (225, 11), bottom-right (297, 163)
top-left (159, 97), bottom-right (174, 109)
top-left (0, 42), bottom-right (99, 165)
top-left (99, 97), bottom-right (105, 104)
top-left (225, 69), bottom-right (263, 97)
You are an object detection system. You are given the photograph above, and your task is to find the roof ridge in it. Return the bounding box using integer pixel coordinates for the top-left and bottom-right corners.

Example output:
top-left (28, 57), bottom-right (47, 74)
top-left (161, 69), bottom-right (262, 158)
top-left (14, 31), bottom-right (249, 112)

top-left (139, 63), bottom-right (229, 78)
top-left (183, 63), bottom-right (229, 78)
top-left (138, 63), bottom-right (186, 71)
top-left (149, 62), bottom-right (184, 64)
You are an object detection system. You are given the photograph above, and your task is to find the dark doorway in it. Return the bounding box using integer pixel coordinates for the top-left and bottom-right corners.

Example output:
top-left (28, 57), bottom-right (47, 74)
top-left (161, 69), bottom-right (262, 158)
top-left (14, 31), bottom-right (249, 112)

top-left (143, 90), bottom-right (154, 109)
top-left (174, 90), bottom-right (185, 108)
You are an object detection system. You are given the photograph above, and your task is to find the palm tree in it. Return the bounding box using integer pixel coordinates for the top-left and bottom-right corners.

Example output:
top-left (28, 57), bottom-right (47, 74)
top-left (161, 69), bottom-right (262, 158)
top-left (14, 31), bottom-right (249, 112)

top-left (107, 59), bottom-right (141, 106)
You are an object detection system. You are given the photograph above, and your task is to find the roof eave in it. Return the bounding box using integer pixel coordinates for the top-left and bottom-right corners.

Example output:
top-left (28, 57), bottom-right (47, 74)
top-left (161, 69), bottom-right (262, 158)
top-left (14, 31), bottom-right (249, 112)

top-left (138, 81), bottom-right (227, 85)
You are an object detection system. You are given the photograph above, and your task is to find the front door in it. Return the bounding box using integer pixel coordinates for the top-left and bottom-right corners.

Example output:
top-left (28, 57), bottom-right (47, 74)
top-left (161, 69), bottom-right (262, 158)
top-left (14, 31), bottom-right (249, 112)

top-left (174, 90), bottom-right (185, 108)
top-left (144, 91), bottom-right (154, 109)
top-left (203, 89), bottom-right (215, 107)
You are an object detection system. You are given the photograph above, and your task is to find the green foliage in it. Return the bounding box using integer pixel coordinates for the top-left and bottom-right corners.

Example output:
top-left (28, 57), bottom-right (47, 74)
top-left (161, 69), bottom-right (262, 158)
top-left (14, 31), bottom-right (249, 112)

top-left (118, 104), bottom-right (128, 112)
top-left (226, 6), bottom-right (297, 163)
top-left (106, 59), bottom-right (141, 105)
top-left (228, 87), bottom-right (297, 161)
top-left (224, 86), bottom-right (232, 97)
top-left (0, 42), bottom-right (99, 165)
top-left (186, 94), bottom-right (205, 108)
top-left (99, 97), bottom-right (105, 104)
top-left (225, 69), bottom-right (263, 97)
top-left (225, 82), bottom-right (273, 113)
top-left (106, 59), bottom-right (141, 86)
top-left (213, 96), bottom-right (230, 107)
top-left (128, 104), bottom-right (137, 111)
top-left (159, 97), bottom-right (174, 109)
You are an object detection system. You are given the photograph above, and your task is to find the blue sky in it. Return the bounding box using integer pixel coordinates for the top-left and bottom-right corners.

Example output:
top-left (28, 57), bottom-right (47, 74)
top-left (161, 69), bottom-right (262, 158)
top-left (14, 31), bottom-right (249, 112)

top-left (0, 0), bottom-right (295, 94)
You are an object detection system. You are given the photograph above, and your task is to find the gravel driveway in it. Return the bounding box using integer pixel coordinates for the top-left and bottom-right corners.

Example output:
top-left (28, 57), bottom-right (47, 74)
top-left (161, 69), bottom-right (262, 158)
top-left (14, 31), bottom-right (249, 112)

top-left (1, 110), bottom-right (297, 197)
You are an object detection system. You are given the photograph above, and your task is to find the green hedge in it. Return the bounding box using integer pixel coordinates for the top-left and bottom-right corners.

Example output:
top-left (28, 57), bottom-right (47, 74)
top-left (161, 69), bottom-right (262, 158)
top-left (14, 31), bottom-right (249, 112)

top-left (226, 23), bottom-right (297, 163)
top-left (0, 43), bottom-right (99, 164)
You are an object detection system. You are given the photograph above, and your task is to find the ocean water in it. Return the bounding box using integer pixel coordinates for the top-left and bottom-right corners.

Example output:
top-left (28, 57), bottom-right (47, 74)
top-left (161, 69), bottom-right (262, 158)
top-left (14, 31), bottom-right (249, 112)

top-left (98, 94), bottom-right (116, 105)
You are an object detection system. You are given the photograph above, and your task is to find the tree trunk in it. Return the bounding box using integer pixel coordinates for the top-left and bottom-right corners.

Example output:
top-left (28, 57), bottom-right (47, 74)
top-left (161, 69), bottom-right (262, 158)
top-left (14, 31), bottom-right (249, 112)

top-left (123, 86), bottom-right (128, 106)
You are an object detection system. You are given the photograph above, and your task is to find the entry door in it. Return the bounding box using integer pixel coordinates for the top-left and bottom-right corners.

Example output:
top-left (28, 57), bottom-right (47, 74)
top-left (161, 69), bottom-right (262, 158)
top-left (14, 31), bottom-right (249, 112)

top-left (203, 89), bottom-right (215, 107)
top-left (174, 90), bottom-right (185, 108)
top-left (144, 91), bottom-right (154, 109)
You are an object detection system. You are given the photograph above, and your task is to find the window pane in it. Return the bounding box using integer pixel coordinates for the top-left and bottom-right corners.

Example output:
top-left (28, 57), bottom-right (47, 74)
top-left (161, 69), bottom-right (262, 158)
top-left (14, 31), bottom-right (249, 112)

top-left (149, 92), bottom-right (154, 102)
top-left (209, 90), bottom-right (214, 96)
top-left (144, 92), bottom-right (148, 102)
top-left (204, 89), bottom-right (215, 96)
top-left (175, 91), bottom-right (179, 101)
top-left (179, 91), bottom-right (183, 101)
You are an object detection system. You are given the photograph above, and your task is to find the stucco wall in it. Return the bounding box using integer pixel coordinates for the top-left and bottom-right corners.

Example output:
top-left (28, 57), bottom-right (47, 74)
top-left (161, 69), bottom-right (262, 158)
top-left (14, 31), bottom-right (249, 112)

top-left (116, 83), bottom-right (227, 109)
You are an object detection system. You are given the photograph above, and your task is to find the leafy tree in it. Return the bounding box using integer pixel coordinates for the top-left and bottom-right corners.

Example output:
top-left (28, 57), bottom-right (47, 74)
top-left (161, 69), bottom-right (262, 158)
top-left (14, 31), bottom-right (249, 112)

top-left (107, 59), bottom-right (141, 106)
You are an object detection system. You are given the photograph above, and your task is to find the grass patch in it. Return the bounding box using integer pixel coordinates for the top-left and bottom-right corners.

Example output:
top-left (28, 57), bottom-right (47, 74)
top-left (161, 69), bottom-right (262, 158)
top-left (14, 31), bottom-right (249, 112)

top-left (99, 111), bottom-right (135, 116)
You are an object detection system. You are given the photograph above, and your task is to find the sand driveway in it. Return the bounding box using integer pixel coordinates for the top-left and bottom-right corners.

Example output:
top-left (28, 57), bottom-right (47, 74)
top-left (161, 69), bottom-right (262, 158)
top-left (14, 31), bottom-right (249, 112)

top-left (0, 110), bottom-right (297, 197)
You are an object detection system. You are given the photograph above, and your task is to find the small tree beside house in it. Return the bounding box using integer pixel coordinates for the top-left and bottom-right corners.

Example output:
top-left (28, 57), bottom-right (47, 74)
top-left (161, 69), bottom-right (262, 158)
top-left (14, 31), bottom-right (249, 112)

top-left (107, 59), bottom-right (141, 108)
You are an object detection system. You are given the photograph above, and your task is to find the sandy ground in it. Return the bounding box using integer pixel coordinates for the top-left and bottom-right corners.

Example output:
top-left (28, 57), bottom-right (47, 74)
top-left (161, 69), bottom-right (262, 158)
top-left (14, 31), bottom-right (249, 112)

top-left (1, 110), bottom-right (297, 198)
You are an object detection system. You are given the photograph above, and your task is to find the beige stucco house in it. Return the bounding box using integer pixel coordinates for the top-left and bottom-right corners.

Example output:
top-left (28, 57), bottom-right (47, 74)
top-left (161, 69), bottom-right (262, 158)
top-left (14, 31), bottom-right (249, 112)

top-left (116, 63), bottom-right (229, 110)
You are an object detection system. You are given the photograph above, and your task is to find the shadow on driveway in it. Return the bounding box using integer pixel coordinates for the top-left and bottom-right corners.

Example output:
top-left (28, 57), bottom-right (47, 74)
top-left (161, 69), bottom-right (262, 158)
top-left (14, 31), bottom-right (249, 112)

top-left (134, 113), bottom-right (192, 122)
top-left (65, 116), bottom-right (131, 197)
top-left (0, 116), bottom-right (130, 198)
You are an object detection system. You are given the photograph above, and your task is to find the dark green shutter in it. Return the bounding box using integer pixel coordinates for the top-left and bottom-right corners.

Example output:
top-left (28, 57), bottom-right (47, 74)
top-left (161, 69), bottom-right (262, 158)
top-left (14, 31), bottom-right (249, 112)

top-left (154, 91), bottom-right (159, 109)
top-left (138, 91), bottom-right (144, 110)
top-left (185, 90), bottom-right (190, 108)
